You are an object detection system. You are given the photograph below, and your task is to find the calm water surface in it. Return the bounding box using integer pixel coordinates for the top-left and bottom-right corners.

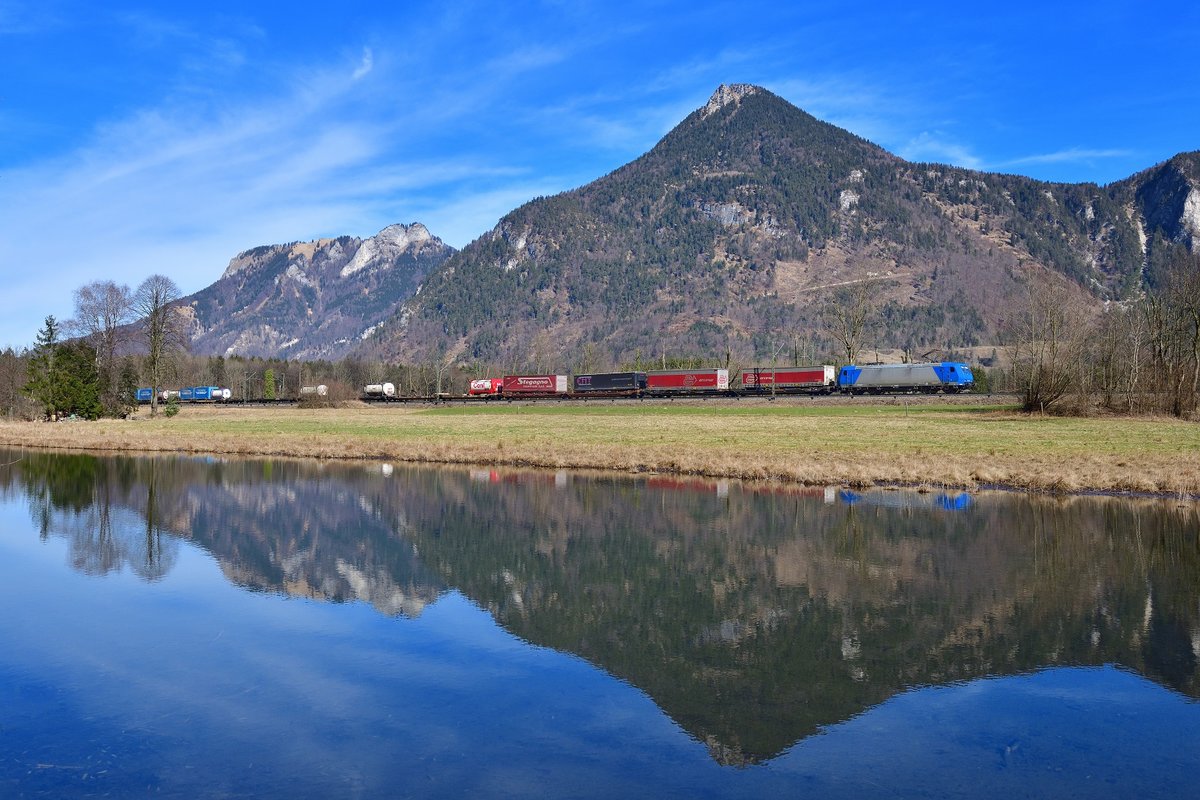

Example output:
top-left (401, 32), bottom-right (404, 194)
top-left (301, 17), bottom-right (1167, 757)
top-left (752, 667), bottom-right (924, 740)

top-left (1, 449), bottom-right (1198, 798)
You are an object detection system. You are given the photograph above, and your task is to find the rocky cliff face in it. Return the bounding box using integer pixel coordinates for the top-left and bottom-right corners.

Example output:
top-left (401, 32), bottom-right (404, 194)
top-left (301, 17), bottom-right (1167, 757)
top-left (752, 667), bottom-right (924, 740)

top-left (182, 223), bottom-right (454, 359)
top-left (1127, 153), bottom-right (1200, 252)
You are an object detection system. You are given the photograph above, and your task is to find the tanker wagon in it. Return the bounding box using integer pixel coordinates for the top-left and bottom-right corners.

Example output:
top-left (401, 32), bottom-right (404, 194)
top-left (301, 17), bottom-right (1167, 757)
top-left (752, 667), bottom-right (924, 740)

top-left (363, 382), bottom-right (397, 400)
top-left (469, 378), bottom-right (505, 396)
top-left (838, 362), bottom-right (975, 394)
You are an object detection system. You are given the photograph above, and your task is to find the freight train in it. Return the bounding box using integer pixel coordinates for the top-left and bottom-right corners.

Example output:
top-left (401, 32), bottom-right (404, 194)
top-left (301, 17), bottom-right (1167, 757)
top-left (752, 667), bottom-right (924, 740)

top-left (140, 361), bottom-right (974, 405)
top-left (387, 361), bottom-right (974, 400)
top-left (136, 386), bottom-right (232, 403)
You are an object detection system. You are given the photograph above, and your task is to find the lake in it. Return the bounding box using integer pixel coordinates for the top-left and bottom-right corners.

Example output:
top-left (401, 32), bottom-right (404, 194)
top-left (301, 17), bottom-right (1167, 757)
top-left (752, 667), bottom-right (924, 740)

top-left (1, 449), bottom-right (1198, 798)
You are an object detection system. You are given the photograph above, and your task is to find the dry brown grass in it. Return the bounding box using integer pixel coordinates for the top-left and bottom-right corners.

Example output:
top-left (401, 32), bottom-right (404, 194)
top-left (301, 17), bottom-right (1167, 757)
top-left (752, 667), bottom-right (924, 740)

top-left (1, 401), bottom-right (1197, 497)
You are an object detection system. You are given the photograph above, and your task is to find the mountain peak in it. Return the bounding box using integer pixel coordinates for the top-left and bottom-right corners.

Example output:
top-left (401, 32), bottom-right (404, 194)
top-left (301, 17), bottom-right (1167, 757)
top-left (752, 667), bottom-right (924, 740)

top-left (185, 222), bottom-right (454, 360)
top-left (377, 222), bottom-right (433, 248)
top-left (701, 83), bottom-right (762, 118)
top-left (341, 222), bottom-right (444, 279)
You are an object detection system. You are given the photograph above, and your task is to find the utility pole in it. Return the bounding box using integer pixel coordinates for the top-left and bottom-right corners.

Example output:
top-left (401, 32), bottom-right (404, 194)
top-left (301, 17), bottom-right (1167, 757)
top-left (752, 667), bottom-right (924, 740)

top-left (771, 341), bottom-right (787, 400)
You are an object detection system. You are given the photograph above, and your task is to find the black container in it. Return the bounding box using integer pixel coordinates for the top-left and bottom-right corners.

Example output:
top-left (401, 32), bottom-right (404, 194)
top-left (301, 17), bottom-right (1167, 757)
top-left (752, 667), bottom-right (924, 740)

top-left (573, 371), bottom-right (648, 393)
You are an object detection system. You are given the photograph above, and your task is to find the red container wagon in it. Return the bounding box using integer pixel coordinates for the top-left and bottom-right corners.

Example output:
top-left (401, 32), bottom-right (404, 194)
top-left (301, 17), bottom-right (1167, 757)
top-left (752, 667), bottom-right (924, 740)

top-left (469, 378), bottom-right (505, 396)
top-left (740, 365), bottom-right (836, 392)
top-left (502, 374), bottom-right (569, 394)
top-left (646, 369), bottom-right (729, 393)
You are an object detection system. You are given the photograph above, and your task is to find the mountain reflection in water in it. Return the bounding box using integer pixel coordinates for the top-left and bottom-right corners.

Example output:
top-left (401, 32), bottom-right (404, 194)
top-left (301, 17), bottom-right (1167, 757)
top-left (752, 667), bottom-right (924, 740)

top-left (2, 449), bottom-right (1198, 766)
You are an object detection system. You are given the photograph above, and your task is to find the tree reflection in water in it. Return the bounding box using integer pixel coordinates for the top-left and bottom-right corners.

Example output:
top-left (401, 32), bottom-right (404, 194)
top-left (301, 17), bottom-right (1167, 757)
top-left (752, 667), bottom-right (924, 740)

top-left (3, 449), bottom-right (1198, 764)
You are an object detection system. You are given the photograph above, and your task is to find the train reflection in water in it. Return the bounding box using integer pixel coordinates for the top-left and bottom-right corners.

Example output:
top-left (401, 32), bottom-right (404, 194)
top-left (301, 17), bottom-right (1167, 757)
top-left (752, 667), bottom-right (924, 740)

top-left (838, 487), bottom-right (972, 511)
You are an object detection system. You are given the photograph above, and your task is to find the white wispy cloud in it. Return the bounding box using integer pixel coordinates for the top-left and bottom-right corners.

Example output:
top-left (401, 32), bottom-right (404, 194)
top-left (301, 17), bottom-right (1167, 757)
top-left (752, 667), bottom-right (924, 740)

top-left (408, 181), bottom-right (573, 249)
top-left (352, 47), bottom-right (373, 81)
top-left (1003, 148), bottom-right (1133, 167)
top-left (2, 2), bottom-right (634, 342)
top-left (768, 75), bottom-right (919, 146)
top-left (483, 44), bottom-right (567, 75)
top-left (897, 131), bottom-right (985, 170)
top-left (0, 44), bottom-right (519, 345)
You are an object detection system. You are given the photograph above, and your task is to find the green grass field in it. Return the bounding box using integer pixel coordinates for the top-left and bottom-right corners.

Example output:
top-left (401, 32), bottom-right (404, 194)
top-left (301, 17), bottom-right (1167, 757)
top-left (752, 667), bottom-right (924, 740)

top-left (2, 401), bottom-right (1197, 496)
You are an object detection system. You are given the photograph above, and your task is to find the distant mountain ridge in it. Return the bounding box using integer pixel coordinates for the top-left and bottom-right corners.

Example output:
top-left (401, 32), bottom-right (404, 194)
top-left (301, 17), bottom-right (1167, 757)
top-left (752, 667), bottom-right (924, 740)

top-left (355, 84), bottom-right (1198, 368)
top-left (179, 222), bottom-right (454, 360)
top-left (173, 85), bottom-right (1199, 367)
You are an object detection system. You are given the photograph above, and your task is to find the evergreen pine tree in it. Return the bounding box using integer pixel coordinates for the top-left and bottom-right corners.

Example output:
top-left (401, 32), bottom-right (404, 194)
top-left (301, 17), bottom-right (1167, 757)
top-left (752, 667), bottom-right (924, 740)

top-left (24, 315), bottom-right (62, 418)
top-left (54, 341), bottom-right (103, 420)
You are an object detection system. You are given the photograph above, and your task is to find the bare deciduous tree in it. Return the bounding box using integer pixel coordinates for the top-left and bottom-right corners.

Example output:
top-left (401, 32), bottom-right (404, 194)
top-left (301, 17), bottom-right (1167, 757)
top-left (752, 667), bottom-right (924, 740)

top-left (71, 280), bottom-right (132, 410)
top-left (1004, 270), bottom-right (1092, 413)
top-left (819, 280), bottom-right (878, 365)
top-left (1088, 303), bottom-right (1147, 413)
top-left (1144, 246), bottom-right (1200, 416)
top-left (0, 347), bottom-right (34, 419)
top-left (133, 275), bottom-right (187, 416)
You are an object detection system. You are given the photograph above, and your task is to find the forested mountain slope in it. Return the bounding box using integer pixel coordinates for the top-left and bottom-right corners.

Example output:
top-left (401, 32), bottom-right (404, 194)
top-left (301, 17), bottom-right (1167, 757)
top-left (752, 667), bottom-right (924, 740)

top-left (361, 85), bottom-right (1198, 369)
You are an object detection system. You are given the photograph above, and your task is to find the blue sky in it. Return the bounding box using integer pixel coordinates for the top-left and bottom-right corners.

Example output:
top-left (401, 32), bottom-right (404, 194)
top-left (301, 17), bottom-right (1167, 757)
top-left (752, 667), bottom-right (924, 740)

top-left (1, 0), bottom-right (1197, 348)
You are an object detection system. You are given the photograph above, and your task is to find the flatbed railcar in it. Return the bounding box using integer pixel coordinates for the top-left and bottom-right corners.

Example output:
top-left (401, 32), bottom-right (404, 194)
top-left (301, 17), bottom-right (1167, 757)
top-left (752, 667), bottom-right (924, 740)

top-left (741, 365), bottom-right (837, 393)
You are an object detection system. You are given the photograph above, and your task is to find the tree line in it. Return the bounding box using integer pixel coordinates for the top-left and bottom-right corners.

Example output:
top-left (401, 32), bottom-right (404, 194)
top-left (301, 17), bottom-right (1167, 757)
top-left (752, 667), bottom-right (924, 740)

top-left (11, 275), bottom-right (187, 420)
top-left (1004, 243), bottom-right (1200, 417)
top-left (3, 245), bottom-right (1198, 421)
top-left (0, 270), bottom-right (502, 419)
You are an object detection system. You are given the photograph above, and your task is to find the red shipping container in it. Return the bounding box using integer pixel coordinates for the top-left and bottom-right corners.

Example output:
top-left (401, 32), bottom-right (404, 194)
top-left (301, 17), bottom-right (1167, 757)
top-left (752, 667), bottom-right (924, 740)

top-left (503, 374), bottom-right (569, 394)
top-left (741, 365), bottom-right (835, 390)
top-left (646, 369), bottom-right (729, 391)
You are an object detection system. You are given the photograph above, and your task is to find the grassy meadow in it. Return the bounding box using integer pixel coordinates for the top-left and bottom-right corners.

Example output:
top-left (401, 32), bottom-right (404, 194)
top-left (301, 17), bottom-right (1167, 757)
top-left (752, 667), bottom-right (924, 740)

top-left (1, 399), bottom-right (1197, 496)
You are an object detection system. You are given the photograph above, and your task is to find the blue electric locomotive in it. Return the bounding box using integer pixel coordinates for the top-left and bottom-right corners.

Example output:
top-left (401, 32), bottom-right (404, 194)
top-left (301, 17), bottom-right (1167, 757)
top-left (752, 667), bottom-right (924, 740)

top-left (837, 362), bottom-right (975, 394)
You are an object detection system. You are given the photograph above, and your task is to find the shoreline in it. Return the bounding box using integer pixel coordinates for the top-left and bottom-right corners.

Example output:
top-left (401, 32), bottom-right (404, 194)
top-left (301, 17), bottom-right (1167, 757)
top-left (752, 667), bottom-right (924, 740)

top-left (1, 401), bottom-right (1197, 500)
